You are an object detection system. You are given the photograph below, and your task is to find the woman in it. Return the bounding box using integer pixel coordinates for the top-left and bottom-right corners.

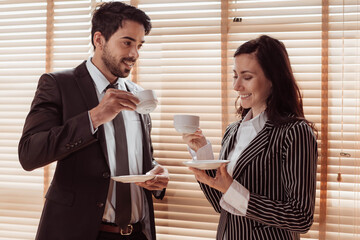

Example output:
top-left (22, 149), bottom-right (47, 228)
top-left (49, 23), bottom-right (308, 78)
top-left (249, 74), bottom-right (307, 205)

top-left (182, 35), bottom-right (318, 240)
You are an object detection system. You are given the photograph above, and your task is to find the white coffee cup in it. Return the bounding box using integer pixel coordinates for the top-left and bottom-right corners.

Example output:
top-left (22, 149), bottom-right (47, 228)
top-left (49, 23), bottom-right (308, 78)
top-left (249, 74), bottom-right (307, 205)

top-left (135, 90), bottom-right (158, 114)
top-left (173, 115), bottom-right (200, 133)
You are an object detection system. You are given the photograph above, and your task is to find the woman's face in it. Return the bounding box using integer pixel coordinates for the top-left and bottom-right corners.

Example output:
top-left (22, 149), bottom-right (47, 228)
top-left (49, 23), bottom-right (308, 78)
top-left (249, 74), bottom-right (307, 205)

top-left (233, 53), bottom-right (272, 118)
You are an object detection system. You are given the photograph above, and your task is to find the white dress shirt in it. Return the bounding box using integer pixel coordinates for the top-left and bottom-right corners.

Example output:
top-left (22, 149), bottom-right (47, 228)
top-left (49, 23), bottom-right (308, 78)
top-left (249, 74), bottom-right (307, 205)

top-left (86, 58), bottom-right (151, 238)
top-left (191, 110), bottom-right (268, 216)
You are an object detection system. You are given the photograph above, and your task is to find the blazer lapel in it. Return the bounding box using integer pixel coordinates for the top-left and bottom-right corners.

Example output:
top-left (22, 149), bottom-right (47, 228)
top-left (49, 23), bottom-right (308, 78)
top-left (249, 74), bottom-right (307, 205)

top-left (219, 121), bottom-right (241, 160)
top-left (231, 121), bottom-right (274, 178)
top-left (74, 61), bottom-right (109, 163)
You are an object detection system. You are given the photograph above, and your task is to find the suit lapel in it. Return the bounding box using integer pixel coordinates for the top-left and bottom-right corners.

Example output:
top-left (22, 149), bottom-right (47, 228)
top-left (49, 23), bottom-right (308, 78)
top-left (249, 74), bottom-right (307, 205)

top-left (74, 61), bottom-right (109, 163)
top-left (231, 121), bottom-right (274, 179)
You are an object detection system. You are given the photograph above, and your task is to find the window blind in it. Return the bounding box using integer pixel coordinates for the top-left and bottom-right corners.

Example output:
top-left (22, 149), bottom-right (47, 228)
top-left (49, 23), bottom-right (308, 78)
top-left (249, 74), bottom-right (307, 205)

top-left (0, 0), bottom-right (94, 239)
top-left (325, 1), bottom-right (360, 239)
top-left (0, 1), bottom-right (47, 239)
top-left (0, 1), bottom-right (359, 240)
top-left (134, 1), bottom-right (223, 239)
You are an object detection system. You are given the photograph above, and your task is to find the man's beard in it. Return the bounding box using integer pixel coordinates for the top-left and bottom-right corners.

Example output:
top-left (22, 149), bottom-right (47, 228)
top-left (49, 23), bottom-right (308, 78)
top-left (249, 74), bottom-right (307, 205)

top-left (101, 43), bottom-right (133, 78)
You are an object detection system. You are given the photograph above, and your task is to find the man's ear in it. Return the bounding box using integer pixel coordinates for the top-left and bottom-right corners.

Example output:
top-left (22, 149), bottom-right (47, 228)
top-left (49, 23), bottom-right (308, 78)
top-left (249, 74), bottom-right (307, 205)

top-left (93, 31), bottom-right (105, 50)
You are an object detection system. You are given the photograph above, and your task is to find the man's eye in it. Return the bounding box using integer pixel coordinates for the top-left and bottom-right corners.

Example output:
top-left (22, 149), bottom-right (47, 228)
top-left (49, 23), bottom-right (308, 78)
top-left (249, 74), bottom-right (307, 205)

top-left (244, 76), bottom-right (252, 80)
top-left (233, 75), bottom-right (238, 79)
top-left (124, 41), bottom-right (131, 46)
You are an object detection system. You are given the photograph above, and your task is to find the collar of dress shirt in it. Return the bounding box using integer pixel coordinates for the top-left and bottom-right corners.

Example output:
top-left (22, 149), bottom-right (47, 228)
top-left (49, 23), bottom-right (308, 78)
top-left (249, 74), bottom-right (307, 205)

top-left (85, 57), bottom-right (126, 94)
top-left (242, 109), bottom-right (268, 134)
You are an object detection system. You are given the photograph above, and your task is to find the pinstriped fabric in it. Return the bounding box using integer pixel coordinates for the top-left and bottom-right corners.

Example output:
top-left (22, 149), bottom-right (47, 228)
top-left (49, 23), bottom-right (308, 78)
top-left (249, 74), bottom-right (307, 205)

top-left (199, 121), bottom-right (241, 214)
top-left (220, 121), bottom-right (241, 160)
top-left (199, 119), bottom-right (318, 240)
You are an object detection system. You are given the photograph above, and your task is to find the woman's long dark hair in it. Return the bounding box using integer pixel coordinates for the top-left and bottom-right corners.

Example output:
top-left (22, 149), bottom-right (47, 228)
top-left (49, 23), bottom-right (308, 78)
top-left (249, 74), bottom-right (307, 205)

top-left (234, 35), bottom-right (315, 130)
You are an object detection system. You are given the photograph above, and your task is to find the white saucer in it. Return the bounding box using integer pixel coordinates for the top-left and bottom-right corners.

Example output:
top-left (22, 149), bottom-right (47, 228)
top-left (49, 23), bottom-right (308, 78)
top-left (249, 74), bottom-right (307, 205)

top-left (136, 100), bottom-right (158, 114)
top-left (112, 174), bottom-right (155, 183)
top-left (183, 160), bottom-right (230, 170)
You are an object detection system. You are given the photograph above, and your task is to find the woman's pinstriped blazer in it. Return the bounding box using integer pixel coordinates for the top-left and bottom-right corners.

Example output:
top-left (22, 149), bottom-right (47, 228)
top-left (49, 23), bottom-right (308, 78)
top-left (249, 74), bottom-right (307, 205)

top-left (199, 119), bottom-right (318, 240)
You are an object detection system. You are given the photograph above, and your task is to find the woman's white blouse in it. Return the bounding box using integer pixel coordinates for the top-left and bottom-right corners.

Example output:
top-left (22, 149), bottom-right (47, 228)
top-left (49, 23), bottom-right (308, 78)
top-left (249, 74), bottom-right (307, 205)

top-left (190, 110), bottom-right (268, 216)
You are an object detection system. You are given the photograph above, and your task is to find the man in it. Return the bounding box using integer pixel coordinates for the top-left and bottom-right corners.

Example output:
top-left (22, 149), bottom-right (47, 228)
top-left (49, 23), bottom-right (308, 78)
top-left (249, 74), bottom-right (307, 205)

top-left (18, 2), bottom-right (169, 240)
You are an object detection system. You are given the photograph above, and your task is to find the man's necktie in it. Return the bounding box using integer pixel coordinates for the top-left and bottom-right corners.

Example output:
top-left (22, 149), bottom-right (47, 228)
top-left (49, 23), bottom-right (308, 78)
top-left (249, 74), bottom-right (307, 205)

top-left (106, 83), bottom-right (131, 228)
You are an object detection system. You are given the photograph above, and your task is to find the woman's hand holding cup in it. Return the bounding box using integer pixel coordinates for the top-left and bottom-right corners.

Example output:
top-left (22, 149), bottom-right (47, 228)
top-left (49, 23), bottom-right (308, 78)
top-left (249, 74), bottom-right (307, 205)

top-left (182, 129), bottom-right (207, 152)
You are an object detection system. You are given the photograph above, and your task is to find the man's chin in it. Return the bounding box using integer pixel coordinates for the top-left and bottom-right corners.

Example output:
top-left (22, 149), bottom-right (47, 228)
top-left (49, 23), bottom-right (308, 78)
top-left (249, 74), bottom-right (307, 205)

top-left (112, 70), bottom-right (130, 78)
top-left (120, 67), bottom-right (131, 78)
top-left (124, 70), bottom-right (131, 77)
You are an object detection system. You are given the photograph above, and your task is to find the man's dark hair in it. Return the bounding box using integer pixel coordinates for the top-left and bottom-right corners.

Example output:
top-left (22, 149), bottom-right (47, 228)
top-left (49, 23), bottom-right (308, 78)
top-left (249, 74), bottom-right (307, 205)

top-left (91, 1), bottom-right (151, 49)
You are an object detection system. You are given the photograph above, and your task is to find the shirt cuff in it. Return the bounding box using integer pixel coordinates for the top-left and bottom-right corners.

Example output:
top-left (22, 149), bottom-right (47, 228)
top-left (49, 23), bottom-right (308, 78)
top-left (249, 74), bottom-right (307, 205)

top-left (220, 180), bottom-right (250, 216)
top-left (188, 141), bottom-right (214, 160)
top-left (88, 111), bottom-right (98, 135)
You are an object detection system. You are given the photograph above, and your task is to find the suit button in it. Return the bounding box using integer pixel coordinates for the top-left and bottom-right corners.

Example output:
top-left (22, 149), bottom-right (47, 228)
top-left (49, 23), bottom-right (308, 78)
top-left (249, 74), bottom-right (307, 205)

top-left (102, 172), bottom-right (110, 178)
top-left (97, 202), bottom-right (104, 208)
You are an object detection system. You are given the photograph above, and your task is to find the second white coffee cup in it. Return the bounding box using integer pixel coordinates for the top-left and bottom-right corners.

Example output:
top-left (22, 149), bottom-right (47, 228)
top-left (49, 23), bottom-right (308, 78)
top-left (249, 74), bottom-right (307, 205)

top-left (173, 115), bottom-right (200, 133)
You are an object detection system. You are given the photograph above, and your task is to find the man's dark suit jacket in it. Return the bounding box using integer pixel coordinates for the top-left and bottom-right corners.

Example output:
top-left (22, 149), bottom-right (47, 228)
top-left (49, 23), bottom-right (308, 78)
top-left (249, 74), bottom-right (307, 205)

top-left (18, 61), bottom-right (164, 240)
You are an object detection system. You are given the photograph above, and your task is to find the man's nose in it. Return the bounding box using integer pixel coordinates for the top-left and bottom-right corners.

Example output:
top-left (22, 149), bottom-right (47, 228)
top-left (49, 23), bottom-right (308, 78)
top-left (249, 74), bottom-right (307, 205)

top-left (129, 46), bottom-right (139, 59)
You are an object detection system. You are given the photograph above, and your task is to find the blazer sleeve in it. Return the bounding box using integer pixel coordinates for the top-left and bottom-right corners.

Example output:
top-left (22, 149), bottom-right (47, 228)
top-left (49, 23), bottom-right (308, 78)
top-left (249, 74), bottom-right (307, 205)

top-left (18, 73), bottom-right (97, 171)
top-left (245, 122), bottom-right (318, 233)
